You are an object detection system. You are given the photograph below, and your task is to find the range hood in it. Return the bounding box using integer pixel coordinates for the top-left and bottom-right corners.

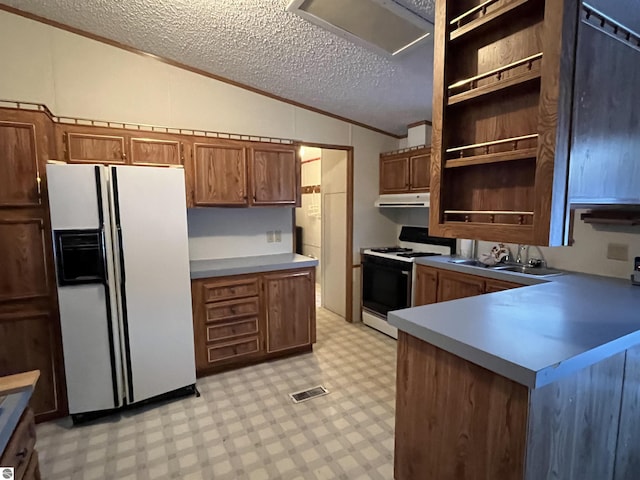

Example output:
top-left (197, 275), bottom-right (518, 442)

top-left (374, 193), bottom-right (430, 208)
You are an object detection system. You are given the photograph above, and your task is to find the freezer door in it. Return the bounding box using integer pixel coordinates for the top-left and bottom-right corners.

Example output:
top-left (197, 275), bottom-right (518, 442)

top-left (46, 164), bottom-right (124, 414)
top-left (110, 166), bottom-right (196, 404)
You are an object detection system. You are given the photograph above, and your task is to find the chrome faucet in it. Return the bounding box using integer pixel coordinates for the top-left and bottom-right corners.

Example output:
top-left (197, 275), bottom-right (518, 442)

top-left (516, 244), bottom-right (528, 265)
top-left (516, 244), bottom-right (548, 268)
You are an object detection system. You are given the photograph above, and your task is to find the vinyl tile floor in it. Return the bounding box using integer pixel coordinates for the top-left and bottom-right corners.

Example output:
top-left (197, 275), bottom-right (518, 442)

top-left (36, 307), bottom-right (398, 479)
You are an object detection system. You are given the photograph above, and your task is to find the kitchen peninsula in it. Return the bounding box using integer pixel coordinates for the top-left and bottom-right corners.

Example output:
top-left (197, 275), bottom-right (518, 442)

top-left (390, 257), bottom-right (640, 480)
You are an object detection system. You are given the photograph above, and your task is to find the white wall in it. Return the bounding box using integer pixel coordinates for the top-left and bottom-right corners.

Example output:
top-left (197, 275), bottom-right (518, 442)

top-left (0, 10), bottom-right (400, 291)
top-left (187, 208), bottom-right (293, 260)
top-left (475, 210), bottom-right (640, 279)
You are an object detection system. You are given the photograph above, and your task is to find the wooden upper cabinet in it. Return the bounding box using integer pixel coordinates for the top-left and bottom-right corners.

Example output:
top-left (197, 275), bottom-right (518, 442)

top-left (414, 265), bottom-right (438, 306)
top-left (380, 155), bottom-right (409, 194)
top-left (264, 268), bottom-right (315, 353)
top-left (193, 143), bottom-right (248, 206)
top-left (249, 145), bottom-right (298, 206)
top-left (0, 122), bottom-right (41, 207)
top-left (380, 146), bottom-right (431, 195)
top-left (436, 270), bottom-right (484, 303)
top-left (429, 0), bottom-right (580, 245)
top-left (409, 150), bottom-right (430, 192)
top-left (130, 138), bottom-right (182, 166)
top-left (64, 130), bottom-right (126, 164)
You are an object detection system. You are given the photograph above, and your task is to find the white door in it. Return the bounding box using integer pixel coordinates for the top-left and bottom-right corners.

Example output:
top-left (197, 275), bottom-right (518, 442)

top-left (110, 166), bottom-right (196, 404)
top-left (46, 164), bottom-right (124, 414)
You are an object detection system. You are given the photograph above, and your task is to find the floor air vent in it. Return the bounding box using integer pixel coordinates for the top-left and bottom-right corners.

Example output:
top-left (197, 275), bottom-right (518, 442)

top-left (289, 385), bottom-right (330, 403)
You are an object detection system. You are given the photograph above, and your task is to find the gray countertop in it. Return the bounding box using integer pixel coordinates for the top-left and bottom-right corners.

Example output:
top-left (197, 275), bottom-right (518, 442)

top-left (190, 253), bottom-right (318, 279)
top-left (0, 388), bottom-right (32, 456)
top-left (388, 256), bottom-right (640, 389)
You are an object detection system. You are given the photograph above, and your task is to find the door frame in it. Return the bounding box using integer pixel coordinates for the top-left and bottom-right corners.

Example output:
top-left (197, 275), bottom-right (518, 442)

top-left (293, 142), bottom-right (354, 322)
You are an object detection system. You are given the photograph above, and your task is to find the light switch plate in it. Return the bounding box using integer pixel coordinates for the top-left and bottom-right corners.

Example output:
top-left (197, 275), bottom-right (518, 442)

top-left (275, 230), bottom-right (282, 242)
top-left (607, 243), bottom-right (629, 261)
top-left (266, 231), bottom-right (274, 243)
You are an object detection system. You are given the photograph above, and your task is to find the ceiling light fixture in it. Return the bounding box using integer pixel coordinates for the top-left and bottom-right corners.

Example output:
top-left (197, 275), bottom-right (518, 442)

top-left (287, 0), bottom-right (434, 57)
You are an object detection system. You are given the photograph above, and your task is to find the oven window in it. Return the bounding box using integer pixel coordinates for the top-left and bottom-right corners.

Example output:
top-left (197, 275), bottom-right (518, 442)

top-left (362, 261), bottom-right (409, 316)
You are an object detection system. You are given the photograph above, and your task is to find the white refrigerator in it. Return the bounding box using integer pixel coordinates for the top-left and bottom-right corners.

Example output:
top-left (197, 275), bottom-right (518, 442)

top-left (47, 164), bottom-right (196, 422)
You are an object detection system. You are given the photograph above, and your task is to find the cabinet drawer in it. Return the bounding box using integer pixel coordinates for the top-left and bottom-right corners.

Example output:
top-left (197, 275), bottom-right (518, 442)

top-left (206, 318), bottom-right (259, 342)
top-left (205, 297), bottom-right (259, 323)
top-left (0, 408), bottom-right (36, 479)
top-left (203, 277), bottom-right (259, 302)
top-left (207, 337), bottom-right (260, 364)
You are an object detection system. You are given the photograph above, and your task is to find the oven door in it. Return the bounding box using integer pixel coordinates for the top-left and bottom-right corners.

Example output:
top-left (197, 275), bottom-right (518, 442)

top-left (362, 254), bottom-right (411, 317)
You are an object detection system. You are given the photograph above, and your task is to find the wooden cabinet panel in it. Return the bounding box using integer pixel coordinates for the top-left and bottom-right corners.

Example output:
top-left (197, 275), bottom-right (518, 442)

top-left (436, 270), bottom-right (485, 302)
top-left (380, 156), bottom-right (409, 194)
top-left (0, 122), bottom-right (40, 207)
top-left (65, 132), bottom-right (126, 164)
top-left (265, 268), bottom-right (315, 353)
top-left (206, 318), bottom-right (259, 343)
top-left (194, 143), bottom-right (247, 206)
top-left (205, 297), bottom-right (259, 323)
top-left (485, 278), bottom-right (524, 293)
top-left (395, 332), bottom-right (529, 480)
top-left (130, 138), bottom-right (182, 166)
top-left (0, 315), bottom-right (61, 418)
top-left (24, 450), bottom-right (41, 480)
top-left (414, 265), bottom-right (438, 306)
top-left (0, 219), bottom-right (49, 302)
top-left (0, 408), bottom-right (36, 479)
top-left (409, 151), bottom-right (430, 192)
top-left (250, 146), bottom-right (298, 205)
top-left (202, 276), bottom-right (259, 302)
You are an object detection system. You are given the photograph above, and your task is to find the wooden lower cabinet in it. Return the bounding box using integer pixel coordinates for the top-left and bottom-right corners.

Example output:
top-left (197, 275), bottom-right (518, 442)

top-left (264, 269), bottom-right (315, 353)
top-left (413, 266), bottom-right (437, 306)
top-left (395, 333), bottom-right (637, 480)
top-left (437, 270), bottom-right (485, 302)
top-left (0, 408), bottom-right (42, 480)
top-left (413, 265), bottom-right (524, 307)
top-left (192, 267), bottom-right (316, 375)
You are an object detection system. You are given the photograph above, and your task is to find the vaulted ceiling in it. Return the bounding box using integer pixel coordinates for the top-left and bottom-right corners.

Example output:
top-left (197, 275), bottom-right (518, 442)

top-left (0, 0), bottom-right (437, 136)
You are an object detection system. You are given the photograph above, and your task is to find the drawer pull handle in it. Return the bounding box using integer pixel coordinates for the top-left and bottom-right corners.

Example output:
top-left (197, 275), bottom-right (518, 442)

top-left (16, 447), bottom-right (28, 459)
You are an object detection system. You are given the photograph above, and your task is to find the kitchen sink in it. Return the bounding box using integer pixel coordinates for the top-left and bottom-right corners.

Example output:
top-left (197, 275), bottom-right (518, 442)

top-left (494, 265), bottom-right (564, 276)
top-left (448, 259), bottom-right (495, 268)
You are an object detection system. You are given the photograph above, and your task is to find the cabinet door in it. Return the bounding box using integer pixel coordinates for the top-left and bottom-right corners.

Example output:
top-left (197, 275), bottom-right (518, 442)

top-left (0, 313), bottom-right (63, 419)
top-left (484, 278), bottom-right (523, 293)
top-left (414, 265), bottom-right (438, 306)
top-left (65, 131), bottom-right (126, 164)
top-left (193, 143), bottom-right (248, 206)
top-left (0, 122), bottom-right (41, 207)
top-left (380, 156), bottom-right (409, 194)
top-left (249, 146), bottom-right (298, 206)
top-left (130, 138), bottom-right (182, 166)
top-left (409, 150), bottom-right (430, 192)
top-left (436, 270), bottom-right (484, 302)
top-left (264, 269), bottom-right (315, 353)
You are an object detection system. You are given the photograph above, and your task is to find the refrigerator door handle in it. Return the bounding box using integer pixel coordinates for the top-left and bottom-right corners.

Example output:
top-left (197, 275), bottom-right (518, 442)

top-left (111, 167), bottom-right (135, 404)
top-left (94, 166), bottom-right (121, 409)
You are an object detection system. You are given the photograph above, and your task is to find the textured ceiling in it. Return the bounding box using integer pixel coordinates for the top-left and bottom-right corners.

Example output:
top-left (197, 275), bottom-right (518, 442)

top-left (0, 0), bottom-right (436, 136)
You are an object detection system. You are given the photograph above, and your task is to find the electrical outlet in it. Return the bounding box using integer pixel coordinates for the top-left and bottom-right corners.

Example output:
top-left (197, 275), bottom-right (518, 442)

top-left (275, 230), bottom-right (282, 242)
top-left (266, 231), bottom-right (274, 243)
top-left (607, 243), bottom-right (629, 261)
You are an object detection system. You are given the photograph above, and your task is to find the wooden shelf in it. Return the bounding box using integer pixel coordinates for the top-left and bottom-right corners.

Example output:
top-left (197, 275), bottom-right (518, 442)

top-left (448, 68), bottom-right (541, 106)
top-left (581, 210), bottom-right (640, 226)
top-left (444, 210), bottom-right (534, 226)
top-left (445, 147), bottom-right (537, 168)
top-left (450, 0), bottom-right (533, 41)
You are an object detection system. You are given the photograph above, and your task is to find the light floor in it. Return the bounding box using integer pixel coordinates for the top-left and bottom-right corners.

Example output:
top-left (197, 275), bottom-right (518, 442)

top-left (37, 307), bottom-right (398, 479)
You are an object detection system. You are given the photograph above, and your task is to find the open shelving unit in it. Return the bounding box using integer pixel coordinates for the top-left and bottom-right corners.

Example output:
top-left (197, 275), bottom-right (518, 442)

top-left (429, 0), bottom-right (577, 245)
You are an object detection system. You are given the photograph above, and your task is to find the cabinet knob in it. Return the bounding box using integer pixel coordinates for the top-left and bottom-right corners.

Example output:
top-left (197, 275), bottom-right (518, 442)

top-left (16, 447), bottom-right (28, 459)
